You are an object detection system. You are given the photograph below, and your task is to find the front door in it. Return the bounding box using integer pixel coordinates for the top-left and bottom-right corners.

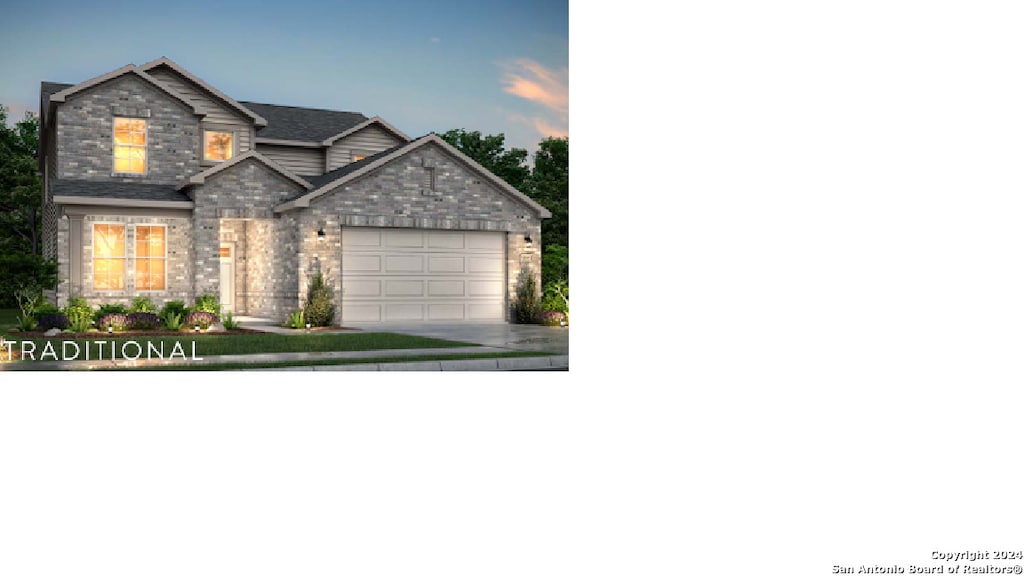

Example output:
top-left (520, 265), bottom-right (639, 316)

top-left (219, 244), bottom-right (234, 314)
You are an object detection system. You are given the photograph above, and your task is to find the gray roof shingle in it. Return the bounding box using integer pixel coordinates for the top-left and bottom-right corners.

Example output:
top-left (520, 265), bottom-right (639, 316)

top-left (241, 101), bottom-right (368, 142)
top-left (52, 179), bottom-right (192, 203)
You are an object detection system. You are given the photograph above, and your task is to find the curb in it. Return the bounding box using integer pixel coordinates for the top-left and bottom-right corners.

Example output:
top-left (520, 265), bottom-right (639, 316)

top-left (244, 355), bottom-right (569, 371)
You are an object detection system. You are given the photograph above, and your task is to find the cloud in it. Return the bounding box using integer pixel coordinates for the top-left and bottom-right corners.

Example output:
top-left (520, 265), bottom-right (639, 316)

top-left (501, 58), bottom-right (568, 139)
top-left (430, 37), bottom-right (441, 43)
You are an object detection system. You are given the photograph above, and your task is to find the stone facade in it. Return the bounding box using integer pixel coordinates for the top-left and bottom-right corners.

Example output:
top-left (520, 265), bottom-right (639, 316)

top-left (192, 159), bottom-right (305, 319)
top-left (56, 213), bottom-right (193, 308)
top-left (304, 142), bottom-right (543, 321)
top-left (56, 74), bottom-right (202, 186)
top-left (42, 64), bottom-right (550, 324)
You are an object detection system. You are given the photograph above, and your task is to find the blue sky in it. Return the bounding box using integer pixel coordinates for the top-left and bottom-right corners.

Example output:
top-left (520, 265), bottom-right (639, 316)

top-left (0, 0), bottom-right (568, 156)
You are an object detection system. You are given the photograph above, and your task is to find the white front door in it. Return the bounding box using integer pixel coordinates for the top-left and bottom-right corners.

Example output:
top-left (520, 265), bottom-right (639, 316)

top-left (219, 244), bottom-right (234, 314)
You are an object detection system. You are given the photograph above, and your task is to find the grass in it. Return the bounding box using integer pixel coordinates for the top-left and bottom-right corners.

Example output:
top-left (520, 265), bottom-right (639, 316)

top-left (0, 308), bottom-right (19, 334)
top-left (9, 332), bottom-right (476, 360)
top-left (99, 351), bottom-right (551, 371)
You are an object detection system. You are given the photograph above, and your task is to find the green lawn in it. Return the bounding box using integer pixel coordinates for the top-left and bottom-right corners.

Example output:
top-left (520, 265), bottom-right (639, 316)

top-left (0, 309), bottom-right (19, 334)
top-left (11, 332), bottom-right (476, 359)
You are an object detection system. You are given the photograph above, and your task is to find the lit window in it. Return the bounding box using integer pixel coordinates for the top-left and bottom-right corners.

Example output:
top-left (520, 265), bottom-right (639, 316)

top-left (204, 130), bottom-right (234, 162)
top-left (113, 117), bottom-right (146, 173)
top-left (135, 226), bottom-right (166, 291)
top-left (352, 150), bottom-right (370, 162)
top-left (94, 224), bottom-right (125, 290)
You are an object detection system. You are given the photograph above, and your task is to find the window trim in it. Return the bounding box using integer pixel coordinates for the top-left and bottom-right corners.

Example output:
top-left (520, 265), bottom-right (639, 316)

top-left (134, 224), bottom-right (168, 292)
top-left (201, 124), bottom-right (240, 165)
top-left (92, 222), bottom-right (127, 292)
top-left (111, 116), bottom-right (149, 176)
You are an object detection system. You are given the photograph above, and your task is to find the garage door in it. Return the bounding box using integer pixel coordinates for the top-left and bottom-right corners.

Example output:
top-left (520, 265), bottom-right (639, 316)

top-left (341, 227), bottom-right (507, 322)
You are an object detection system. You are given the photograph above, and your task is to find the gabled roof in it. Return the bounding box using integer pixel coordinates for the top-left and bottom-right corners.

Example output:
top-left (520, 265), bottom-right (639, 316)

top-left (48, 64), bottom-right (204, 117)
top-left (242, 101), bottom-right (368, 142)
top-left (275, 134), bottom-right (551, 218)
top-left (139, 57), bottom-right (267, 127)
top-left (178, 151), bottom-right (313, 191)
top-left (321, 116), bottom-right (411, 146)
top-left (52, 179), bottom-right (193, 209)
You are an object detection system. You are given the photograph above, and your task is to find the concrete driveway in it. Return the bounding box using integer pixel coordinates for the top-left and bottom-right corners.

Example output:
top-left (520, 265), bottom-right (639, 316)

top-left (347, 322), bottom-right (569, 354)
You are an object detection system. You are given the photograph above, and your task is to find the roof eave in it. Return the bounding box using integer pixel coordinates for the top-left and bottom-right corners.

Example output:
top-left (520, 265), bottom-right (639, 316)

top-left (52, 195), bottom-right (194, 209)
top-left (321, 116), bottom-right (412, 146)
top-left (139, 57), bottom-right (268, 126)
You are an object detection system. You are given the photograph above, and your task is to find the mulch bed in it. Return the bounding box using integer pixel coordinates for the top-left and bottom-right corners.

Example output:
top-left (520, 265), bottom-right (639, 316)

top-left (7, 326), bottom-right (355, 339)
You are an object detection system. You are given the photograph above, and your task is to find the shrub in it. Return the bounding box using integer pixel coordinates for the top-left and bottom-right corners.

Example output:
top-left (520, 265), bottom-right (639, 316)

top-left (537, 310), bottom-right (567, 327)
top-left (159, 300), bottom-right (188, 323)
top-left (32, 302), bottom-right (61, 321)
top-left (193, 293), bottom-right (221, 316)
top-left (511, 266), bottom-right (542, 324)
top-left (64, 296), bottom-right (94, 332)
top-left (183, 311), bottom-right (219, 330)
top-left (222, 312), bottom-right (240, 330)
top-left (127, 312), bottom-right (160, 330)
top-left (163, 312), bottom-right (183, 331)
top-left (97, 313), bottom-right (129, 332)
top-left (38, 313), bottom-right (70, 331)
top-left (14, 285), bottom-right (42, 321)
top-left (303, 271), bottom-right (335, 327)
top-left (284, 310), bottom-right (305, 329)
top-left (93, 303), bottom-right (127, 323)
top-left (15, 314), bottom-right (38, 332)
top-left (129, 296), bottom-right (157, 313)
top-left (542, 279), bottom-right (569, 320)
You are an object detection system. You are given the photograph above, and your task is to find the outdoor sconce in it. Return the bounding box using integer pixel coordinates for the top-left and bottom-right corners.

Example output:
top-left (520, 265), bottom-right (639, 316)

top-left (317, 226), bottom-right (326, 241)
top-left (524, 235), bottom-right (533, 249)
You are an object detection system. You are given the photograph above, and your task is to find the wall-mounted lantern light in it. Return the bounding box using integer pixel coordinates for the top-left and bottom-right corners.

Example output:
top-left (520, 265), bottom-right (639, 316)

top-left (317, 226), bottom-right (326, 241)
top-left (524, 235), bottom-right (533, 249)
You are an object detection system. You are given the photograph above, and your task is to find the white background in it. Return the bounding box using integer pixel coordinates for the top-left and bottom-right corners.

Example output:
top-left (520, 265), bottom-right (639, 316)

top-left (5, 1), bottom-right (1024, 574)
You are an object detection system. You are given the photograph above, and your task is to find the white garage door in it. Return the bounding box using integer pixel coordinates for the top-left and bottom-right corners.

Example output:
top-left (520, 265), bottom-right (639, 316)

top-left (341, 227), bottom-right (507, 322)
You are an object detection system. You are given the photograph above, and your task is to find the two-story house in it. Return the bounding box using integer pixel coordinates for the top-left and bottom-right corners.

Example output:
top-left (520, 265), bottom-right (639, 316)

top-left (38, 57), bottom-right (549, 324)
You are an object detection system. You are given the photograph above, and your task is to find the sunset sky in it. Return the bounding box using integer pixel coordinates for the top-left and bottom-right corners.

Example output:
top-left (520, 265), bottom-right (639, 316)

top-left (0, 0), bottom-right (568, 157)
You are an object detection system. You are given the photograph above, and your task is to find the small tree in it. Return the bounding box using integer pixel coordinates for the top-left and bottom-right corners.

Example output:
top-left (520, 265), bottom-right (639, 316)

top-left (511, 266), bottom-right (542, 324)
top-left (304, 271), bottom-right (335, 327)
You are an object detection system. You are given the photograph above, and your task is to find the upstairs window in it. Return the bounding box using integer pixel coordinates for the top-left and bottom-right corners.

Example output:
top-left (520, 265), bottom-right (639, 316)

top-left (93, 224), bottom-right (126, 290)
top-left (204, 130), bottom-right (234, 162)
top-left (113, 117), bottom-right (147, 174)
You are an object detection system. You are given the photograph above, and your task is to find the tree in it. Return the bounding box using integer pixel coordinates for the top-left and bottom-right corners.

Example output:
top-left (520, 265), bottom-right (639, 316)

top-left (439, 129), bottom-right (530, 191)
top-left (528, 137), bottom-right (569, 251)
top-left (0, 105), bottom-right (42, 256)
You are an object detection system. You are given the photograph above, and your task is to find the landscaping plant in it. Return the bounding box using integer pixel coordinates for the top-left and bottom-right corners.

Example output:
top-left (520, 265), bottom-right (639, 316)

top-left (64, 296), bottom-right (94, 332)
top-left (511, 266), bottom-right (542, 324)
top-left (222, 312), bottom-right (240, 330)
top-left (183, 311), bottom-right (218, 330)
top-left (193, 294), bottom-right (221, 316)
top-left (163, 312), bottom-right (183, 331)
top-left (303, 271), bottom-right (335, 327)
top-left (130, 296), bottom-right (157, 313)
top-left (96, 313), bottom-right (129, 332)
top-left (284, 310), bottom-right (305, 329)
top-left (127, 312), bottom-right (160, 330)
top-left (32, 302), bottom-right (60, 321)
top-left (537, 310), bottom-right (567, 327)
top-left (159, 300), bottom-right (188, 324)
top-left (15, 313), bottom-right (38, 332)
top-left (93, 303), bottom-right (127, 323)
top-left (38, 313), bottom-right (70, 331)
